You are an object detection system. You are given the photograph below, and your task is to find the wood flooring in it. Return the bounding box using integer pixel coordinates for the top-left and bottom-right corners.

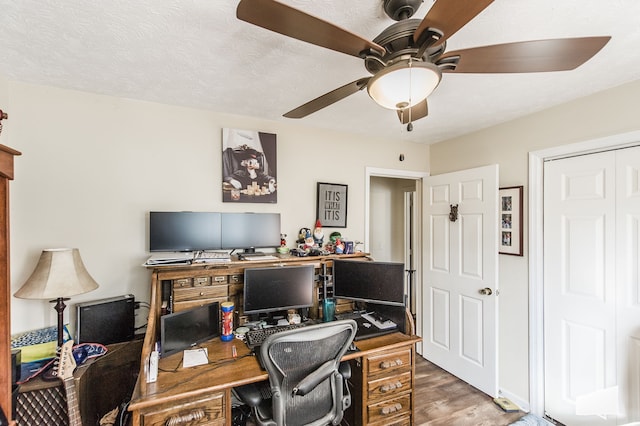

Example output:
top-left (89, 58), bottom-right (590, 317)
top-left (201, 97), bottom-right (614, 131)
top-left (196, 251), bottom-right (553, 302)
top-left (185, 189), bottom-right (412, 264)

top-left (244, 354), bottom-right (526, 425)
top-left (414, 355), bottom-right (526, 425)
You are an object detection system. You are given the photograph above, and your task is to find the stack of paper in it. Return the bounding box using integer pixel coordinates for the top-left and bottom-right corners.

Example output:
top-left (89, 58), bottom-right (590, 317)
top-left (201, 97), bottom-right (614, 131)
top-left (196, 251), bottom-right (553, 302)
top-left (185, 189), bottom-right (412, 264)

top-left (144, 252), bottom-right (193, 266)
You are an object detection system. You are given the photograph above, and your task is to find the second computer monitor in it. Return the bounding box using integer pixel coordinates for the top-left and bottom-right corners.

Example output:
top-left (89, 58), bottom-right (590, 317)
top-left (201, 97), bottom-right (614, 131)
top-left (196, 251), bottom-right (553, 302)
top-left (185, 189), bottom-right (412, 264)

top-left (243, 264), bottom-right (315, 316)
top-left (332, 259), bottom-right (405, 306)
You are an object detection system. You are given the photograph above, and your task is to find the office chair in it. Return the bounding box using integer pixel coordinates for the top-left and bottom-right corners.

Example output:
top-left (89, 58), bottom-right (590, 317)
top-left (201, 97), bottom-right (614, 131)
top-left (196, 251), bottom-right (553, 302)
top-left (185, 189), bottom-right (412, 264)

top-left (234, 319), bottom-right (357, 426)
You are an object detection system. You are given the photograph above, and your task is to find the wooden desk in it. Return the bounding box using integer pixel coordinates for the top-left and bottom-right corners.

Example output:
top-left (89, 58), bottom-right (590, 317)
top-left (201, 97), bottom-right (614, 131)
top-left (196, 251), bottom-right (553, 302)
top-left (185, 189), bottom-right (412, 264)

top-left (129, 255), bottom-right (421, 425)
top-left (128, 332), bottom-right (421, 425)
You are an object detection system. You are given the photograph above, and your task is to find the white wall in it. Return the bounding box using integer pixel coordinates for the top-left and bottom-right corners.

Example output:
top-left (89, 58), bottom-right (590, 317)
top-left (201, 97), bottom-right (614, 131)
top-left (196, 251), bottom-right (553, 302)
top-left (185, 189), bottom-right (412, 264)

top-left (5, 79), bottom-right (430, 335)
top-left (429, 78), bottom-right (640, 407)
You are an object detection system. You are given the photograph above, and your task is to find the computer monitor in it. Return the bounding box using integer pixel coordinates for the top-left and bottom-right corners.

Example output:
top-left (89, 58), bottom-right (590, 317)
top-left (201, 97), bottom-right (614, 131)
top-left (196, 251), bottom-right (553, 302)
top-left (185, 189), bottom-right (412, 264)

top-left (243, 264), bottom-right (314, 315)
top-left (160, 302), bottom-right (220, 358)
top-left (332, 260), bottom-right (405, 306)
top-left (149, 211), bottom-right (222, 252)
top-left (220, 212), bottom-right (281, 253)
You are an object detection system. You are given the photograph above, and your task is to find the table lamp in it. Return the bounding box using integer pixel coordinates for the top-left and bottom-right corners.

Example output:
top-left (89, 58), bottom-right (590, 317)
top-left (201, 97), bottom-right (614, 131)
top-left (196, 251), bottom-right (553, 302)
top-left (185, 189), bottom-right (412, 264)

top-left (14, 248), bottom-right (99, 348)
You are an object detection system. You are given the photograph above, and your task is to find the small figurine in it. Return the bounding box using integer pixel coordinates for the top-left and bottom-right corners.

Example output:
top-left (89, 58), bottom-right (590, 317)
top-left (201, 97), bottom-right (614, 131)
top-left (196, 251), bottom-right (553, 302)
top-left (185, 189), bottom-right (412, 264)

top-left (297, 227), bottom-right (311, 245)
top-left (313, 219), bottom-right (324, 247)
top-left (304, 229), bottom-right (315, 249)
top-left (277, 233), bottom-right (289, 254)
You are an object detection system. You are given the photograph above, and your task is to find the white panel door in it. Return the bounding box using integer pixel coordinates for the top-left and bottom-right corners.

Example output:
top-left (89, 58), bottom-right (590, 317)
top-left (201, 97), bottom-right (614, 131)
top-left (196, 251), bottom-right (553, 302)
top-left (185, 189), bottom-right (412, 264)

top-left (544, 146), bottom-right (640, 425)
top-left (616, 147), bottom-right (640, 423)
top-left (423, 164), bottom-right (499, 396)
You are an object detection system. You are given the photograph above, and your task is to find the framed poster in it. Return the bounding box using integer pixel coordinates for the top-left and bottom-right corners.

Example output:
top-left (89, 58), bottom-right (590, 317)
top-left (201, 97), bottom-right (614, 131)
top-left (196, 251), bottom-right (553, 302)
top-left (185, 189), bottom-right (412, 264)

top-left (499, 186), bottom-right (523, 256)
top-left (221, 128), bottom-right (277, 203)
top-left (316, 182), bottom-right (347, 228)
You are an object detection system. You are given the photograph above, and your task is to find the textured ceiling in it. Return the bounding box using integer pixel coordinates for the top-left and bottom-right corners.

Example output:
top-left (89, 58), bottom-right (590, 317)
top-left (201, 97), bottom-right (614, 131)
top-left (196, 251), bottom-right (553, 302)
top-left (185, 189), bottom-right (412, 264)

top-left (1, 0), bottom-right (639, 144)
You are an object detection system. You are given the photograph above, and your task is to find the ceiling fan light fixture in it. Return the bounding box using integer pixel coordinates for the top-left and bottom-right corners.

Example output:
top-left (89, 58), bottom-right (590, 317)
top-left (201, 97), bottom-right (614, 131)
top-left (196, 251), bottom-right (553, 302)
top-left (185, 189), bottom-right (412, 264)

top-left (367, 61), bottom-right (441, 110)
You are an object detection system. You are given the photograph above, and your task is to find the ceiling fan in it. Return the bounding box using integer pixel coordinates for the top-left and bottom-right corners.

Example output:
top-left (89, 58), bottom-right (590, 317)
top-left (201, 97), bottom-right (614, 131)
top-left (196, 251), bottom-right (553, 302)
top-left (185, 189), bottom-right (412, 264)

top-left (236, 0), bottom-right (610, 128)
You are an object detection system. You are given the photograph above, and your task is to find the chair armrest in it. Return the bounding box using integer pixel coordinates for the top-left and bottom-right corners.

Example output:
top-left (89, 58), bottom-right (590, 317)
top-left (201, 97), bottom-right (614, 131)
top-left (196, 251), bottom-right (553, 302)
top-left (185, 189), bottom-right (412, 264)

top-left (234, 383), bottom-right (264, 407)
top-left (339, 361), bottom-right (351, 380)
top-left (292, 360), bottom-right (335, 396)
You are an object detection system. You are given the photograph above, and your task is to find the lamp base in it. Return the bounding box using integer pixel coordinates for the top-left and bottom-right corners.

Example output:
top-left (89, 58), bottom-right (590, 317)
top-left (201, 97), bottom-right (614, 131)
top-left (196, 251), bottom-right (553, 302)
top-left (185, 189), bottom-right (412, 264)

top-left (49, 297), bottom-right (70, 348)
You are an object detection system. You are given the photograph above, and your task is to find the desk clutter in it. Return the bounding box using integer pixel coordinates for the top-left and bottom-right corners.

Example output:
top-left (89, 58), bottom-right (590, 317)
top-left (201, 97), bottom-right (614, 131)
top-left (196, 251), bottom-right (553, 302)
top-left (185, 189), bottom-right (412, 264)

top-left (131, 253), bottom-right (420, 425)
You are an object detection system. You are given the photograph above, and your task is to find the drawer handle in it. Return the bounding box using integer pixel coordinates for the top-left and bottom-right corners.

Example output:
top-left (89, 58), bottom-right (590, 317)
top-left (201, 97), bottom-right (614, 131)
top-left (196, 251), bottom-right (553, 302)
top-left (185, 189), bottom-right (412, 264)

top-left (199, 292), bottom-right (204, 296)
top-left (380, 403), bottom-right (403, 415)
top-left (165, 409), bottom-right (205, 426)
top-left (379, 381), bottom-right (403, 393)
top-left (379, 359), bottom-right (404, 369)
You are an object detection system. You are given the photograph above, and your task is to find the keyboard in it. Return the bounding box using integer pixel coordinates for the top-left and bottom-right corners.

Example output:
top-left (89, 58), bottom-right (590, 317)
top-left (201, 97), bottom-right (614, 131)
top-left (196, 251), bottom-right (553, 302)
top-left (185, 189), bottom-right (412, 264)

top-left (245, 323), bottom-right (306, 349)
top-left (192, 251), bottom-right (231, 263)
top-left (240, 254), bottom-right (279, 261)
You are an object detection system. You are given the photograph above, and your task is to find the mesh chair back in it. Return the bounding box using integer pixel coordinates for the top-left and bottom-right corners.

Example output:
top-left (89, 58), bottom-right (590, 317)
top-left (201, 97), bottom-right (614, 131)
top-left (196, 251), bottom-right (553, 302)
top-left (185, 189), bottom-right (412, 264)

top-left (260, 320), bottom-right (356, 426)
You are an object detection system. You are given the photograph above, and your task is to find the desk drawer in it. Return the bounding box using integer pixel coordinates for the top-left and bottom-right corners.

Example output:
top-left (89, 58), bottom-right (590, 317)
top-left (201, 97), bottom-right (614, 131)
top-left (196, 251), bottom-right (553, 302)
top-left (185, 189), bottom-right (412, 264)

top-left (366, 393), bottom-right (411, 425)
top-left (369, 414), bottom-right (411, 426)
top-left (174, 285), bottom-right (228, 302)
top-left (140, 391), bottom-right (225, 426)
top-left (367, 370), bottom-right (412, 403)
top-left (366, 347), bottom-right (412, 377)
top-left (173, 278), bottom-right (193, 288)
top-left (173, 297), bottom-right (228, 313)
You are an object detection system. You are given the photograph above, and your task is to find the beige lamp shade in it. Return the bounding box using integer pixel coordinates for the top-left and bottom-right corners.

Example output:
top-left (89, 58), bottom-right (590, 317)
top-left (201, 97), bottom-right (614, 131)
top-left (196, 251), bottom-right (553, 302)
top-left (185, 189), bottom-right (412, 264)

top-left (14, 248), bottom-right (99, 299)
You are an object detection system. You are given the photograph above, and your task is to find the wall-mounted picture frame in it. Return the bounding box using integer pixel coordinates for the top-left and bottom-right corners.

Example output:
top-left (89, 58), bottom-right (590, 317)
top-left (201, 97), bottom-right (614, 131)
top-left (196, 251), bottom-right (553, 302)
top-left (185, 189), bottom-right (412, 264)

top-left (499, 186), bottom-right (523, 256)
top-left (316, 182), bottom-right (347, 228)
top-left (221, 128), bottom-right (277, 203)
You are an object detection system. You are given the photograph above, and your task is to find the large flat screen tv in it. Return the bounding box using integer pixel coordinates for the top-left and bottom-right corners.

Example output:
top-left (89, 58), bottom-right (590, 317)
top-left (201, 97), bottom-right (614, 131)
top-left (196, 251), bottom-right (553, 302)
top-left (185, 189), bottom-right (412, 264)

top-left (160, 302), bottom-right (220, 358)
top-left (220, 212), bottom-right (281, 253)
top-left (149, 211), bottom-right (222, 252)
top-left (243, 264), bottom-right (314, 315)
top-left (332, 260), bottom-right (405, 306)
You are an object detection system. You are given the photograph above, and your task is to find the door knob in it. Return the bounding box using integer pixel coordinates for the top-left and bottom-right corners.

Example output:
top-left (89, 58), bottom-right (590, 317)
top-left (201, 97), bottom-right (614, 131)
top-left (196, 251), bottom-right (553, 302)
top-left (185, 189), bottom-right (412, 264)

top-left (479, 287), bottom-right (493, 296)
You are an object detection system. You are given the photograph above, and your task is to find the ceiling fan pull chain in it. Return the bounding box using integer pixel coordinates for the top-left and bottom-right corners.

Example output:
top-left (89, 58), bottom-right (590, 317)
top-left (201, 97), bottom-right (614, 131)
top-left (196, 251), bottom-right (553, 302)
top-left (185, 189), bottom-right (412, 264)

top-left (407, 61), bottom-right (413, 131)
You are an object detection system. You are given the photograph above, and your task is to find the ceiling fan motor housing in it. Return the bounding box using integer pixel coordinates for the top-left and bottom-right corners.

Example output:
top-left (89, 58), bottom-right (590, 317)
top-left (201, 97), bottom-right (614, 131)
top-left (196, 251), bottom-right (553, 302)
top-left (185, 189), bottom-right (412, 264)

top-left (365, 19), bottom-right (445, 75)
top-left (383, 0), bottom-right (424, 21)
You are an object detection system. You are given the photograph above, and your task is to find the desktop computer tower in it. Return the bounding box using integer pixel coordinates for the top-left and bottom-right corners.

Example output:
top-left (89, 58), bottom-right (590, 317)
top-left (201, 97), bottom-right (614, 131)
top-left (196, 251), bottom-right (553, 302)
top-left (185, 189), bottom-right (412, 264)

top-left (75, 294), bottom-right (135, 345)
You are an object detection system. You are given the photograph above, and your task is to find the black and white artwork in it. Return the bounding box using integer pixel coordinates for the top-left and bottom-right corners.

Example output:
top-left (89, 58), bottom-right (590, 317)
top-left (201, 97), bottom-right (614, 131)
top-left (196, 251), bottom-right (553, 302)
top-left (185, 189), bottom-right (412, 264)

top-left (316, 182), bottom-right (348, 228)
top-left (222, 128), bottom-right (277, 203)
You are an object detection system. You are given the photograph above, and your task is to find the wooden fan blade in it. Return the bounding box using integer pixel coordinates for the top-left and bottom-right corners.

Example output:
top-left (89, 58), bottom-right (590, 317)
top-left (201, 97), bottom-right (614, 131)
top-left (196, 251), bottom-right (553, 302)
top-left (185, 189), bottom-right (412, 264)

top-left (284, 78), bottom-right (370, 118)
top-left (237, 0), bottom-right (385, 57)
top-left (438, 37), bottom-right (611, 73)
top-left (397, 100), bottom-right (428, 124)
top-left (414, 0), bottom-right (494, 46)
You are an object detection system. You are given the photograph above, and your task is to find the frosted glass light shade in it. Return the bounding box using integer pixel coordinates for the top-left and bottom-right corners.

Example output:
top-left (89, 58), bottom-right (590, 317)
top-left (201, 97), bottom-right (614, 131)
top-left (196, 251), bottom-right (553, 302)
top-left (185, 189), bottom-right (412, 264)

top-left (14, 248), bottom-right (99, 299)
top-left (367, 61), bottom-right (442, 110)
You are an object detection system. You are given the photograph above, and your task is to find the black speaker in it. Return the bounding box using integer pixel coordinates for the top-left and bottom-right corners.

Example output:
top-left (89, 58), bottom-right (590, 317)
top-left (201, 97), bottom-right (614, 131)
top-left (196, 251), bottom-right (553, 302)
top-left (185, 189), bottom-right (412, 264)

top-left (75, 294), bottom-right (135, 345)
top-left (11, 349), bottom-right (20, 386)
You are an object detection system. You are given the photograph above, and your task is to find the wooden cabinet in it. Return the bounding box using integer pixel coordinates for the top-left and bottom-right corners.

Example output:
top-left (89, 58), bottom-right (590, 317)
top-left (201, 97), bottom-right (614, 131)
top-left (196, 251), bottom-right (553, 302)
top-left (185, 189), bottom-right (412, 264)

top-left (0, 144), bottom-right (20, 422)
top-left (347, 343), bottom-right (416, 425)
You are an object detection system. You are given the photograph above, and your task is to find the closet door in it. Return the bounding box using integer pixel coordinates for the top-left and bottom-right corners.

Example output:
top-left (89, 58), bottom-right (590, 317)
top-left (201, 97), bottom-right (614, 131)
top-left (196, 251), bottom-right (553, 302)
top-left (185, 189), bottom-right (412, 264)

top-left (615, 147), bottom-right (640, 423)
top-left (544, 146), bottom-right (640, 425)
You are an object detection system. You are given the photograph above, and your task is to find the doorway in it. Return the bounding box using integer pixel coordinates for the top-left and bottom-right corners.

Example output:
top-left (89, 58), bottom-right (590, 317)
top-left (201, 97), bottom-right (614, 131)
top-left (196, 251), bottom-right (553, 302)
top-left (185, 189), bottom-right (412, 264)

top-left (365, 167), bottom-right (427, 344)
